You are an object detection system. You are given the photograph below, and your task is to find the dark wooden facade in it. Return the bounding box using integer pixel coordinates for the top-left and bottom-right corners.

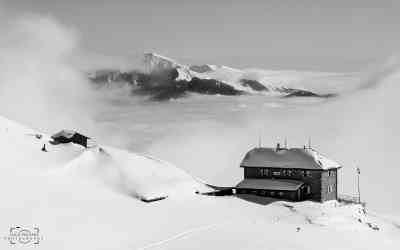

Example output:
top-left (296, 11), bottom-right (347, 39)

top-left (241, 167), bottom-right (338, 202)
top-left (70, 133), bottom-right (89, 148)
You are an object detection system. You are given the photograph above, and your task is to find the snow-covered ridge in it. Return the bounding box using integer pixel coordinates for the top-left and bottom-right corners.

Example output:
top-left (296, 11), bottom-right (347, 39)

top-left (89, 52), bottom-right (343, 100)
top-left (143, 52), bottom-right (192, 81)
top-left (0, 115), bottom-right (211, 201)
top-left (141, 52), bottom-right (351, 93)
top-left (140, 52), bottom-right (271, 93)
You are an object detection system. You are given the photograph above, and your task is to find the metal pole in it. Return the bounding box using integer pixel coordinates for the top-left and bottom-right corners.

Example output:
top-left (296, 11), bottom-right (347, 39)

top-left (357, 167), bottom-right (361, 203)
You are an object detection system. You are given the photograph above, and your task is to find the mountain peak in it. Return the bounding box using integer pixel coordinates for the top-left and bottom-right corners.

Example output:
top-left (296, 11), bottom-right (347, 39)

top-left (142, 52), bottom-right (192, 81)
top-left (143, 52), bottom-right (177, 63)
top-left (143, 52), bottom-right (183, 73)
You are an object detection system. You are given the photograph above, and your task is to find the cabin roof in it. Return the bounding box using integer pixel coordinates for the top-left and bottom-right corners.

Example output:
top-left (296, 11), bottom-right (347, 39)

top-left (240, 147), bottom-right (341, 170)
top-left (51, 129), bottom-right (89, 140)
top-left (236, 178), bottom-right (304, 191)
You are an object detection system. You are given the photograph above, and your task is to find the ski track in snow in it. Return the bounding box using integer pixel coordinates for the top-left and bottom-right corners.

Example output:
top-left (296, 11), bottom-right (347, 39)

top-left (282, 203), bottom-right (323, 226)
top-left (136, 222), bottom-right (225, 250)
top-left (368, 212), bottom-right (400, 230)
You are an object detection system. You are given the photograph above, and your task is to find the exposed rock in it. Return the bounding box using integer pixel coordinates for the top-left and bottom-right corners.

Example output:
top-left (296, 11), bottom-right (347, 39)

top-left (240, 79), bottom-right (269, 91)
top-left (188, 77), bottom-right (243, 96)
top-left (284, 90), bottom-right (337, 98)
top-left (189, 64), bottom-right (215, 73)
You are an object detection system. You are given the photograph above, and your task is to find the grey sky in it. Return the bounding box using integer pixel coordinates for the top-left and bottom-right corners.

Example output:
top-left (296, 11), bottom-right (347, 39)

top-left (3, 0), bottom-right (400, 71)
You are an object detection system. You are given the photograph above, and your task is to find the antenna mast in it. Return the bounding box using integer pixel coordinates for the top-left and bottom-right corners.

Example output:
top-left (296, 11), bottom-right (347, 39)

top-left (308, 137), bottom-right (312, 149)
top-left (356, 166), bottom-right (361, 204)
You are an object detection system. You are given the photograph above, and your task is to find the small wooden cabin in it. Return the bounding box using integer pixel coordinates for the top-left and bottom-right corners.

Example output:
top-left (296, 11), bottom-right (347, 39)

top-left (236, 144), bottom-right (342, 202)
top-left (51, 130), bottom-right (90, 148)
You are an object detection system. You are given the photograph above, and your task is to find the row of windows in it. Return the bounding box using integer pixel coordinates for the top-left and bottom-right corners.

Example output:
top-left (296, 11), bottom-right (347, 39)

top-left (239, 187), bottom-right (313, 197)
top-left (258, 169), bottom-right (312, 177)
top-left (239, 189), bottom-right (285, 197)
top-left (260, 190), bottom-right (285, 197)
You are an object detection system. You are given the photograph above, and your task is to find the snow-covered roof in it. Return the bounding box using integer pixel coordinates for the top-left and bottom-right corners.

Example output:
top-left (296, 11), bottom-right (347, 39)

top-left (240, 147), bottom-right (341, 170)
top-left (51, 129), bottom-right (89, 139)
top-left (236, 178), bottom-right (304, 191)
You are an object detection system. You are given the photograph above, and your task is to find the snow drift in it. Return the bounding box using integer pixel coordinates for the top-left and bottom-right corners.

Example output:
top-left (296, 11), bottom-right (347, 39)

top-left (0, 115), bottom-right (210, 201)
top-left (60, 146), bottom-right (210, 200)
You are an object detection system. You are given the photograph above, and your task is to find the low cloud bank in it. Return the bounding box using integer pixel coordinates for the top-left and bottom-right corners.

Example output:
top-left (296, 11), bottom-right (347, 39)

top-left (0, 13), bottom-right (95, 133)
top-left (0, 12), bottom-right (139, 147)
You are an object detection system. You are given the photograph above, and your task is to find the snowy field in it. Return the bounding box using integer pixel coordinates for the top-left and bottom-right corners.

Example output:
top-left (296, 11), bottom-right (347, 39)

top-left (0, 114), bottom-right (400, 249)
top-left (1, 115), bottom-right (400, 250)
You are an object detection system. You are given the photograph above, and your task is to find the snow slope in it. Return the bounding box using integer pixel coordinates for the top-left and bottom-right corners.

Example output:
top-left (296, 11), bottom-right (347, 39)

top-left (143, 52), bottom-right (358, 94)
top-left (1, 115), bottom-right (399, 250)
top-left (59, 147), bottom-right (209, 200)
top-left (0, 115), bottom-right (210, 200)
top-left (142, 53), bottom-right (272, 93)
